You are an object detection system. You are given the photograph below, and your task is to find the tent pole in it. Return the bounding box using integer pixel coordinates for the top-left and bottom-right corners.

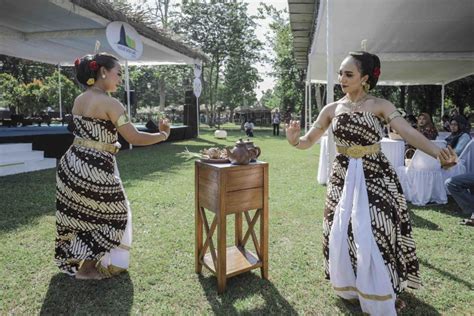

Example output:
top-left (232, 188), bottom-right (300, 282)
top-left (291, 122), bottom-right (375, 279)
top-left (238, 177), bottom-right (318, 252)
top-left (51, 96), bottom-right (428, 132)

top-left (325, 0), bottom-right (336, 185)
top-left (304, 81), bottom-right (308, 134)
top-left (309, 82), bottom-right (312, 126)
top-left (326, 0), bottom-right (334, 104)
top-left (196, 97), bottom-right (200, 137)
top-left (58, 64), bottom-right (62, 119)
top-left (441, 84), bottom-right (445, 119)
top-left (125, 60), bottom-right (132, 149)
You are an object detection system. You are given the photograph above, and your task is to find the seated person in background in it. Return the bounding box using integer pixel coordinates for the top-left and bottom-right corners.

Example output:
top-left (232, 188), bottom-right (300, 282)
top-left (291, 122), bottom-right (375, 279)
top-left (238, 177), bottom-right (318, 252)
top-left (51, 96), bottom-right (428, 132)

top-left (445, 173), bottom-right (474, 226)
top-left (445, 115), bottom-right (472, 156)
top-left (405, 114), bottom-right (417, 129)
top-left (244, 120), bottom-right (254, 137)
top-left (442, 114), bottom-right (451, 132)
top-left (417, 112), bottom-right (438, 140)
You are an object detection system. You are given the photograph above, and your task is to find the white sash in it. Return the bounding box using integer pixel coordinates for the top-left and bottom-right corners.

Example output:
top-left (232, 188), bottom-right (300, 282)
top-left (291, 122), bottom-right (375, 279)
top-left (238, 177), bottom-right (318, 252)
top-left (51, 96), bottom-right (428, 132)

top-left (329, 158), bottom-right (396, 316)
top-left (99, 160), bottom-right (132, 274)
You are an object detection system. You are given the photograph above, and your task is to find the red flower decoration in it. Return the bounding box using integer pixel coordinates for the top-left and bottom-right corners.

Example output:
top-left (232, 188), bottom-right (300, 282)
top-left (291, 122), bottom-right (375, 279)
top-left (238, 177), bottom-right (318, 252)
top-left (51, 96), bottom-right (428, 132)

top-left (89, 61), bottom-right (99, 71)
top-left (74, 58), bottom-right (80, 67)
top-left (373, 67), bottom-right (381, 78)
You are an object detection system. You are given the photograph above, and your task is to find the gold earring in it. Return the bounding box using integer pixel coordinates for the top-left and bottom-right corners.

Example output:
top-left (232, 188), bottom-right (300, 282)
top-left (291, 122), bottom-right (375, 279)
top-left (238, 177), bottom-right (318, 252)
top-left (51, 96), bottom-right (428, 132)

top-left (362, 82), bottom-right (370, 93)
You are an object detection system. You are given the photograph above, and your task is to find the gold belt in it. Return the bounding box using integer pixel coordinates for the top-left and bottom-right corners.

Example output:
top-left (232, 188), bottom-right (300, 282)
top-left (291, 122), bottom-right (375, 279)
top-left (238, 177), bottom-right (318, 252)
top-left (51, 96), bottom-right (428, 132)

top-left (336, 143), bottom-right (381, 158)
top-left (73, 138), bottom-right (121, 154)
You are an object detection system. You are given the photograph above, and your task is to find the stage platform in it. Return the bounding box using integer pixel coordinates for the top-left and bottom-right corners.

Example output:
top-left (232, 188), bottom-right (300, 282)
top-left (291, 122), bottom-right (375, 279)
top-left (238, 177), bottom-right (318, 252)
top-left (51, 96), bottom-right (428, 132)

top-left (0, 124), bottom-right (193, 159)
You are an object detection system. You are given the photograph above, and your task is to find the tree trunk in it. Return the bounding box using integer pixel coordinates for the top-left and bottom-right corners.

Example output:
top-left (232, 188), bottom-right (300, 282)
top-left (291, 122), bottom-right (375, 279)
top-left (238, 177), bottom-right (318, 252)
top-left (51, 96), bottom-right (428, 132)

top-left (406, 86), bottom-right (413, 115)
top-left (159, 79), bottom-right (166, 112)
top-left (399, 86), bottom-right (406, 110)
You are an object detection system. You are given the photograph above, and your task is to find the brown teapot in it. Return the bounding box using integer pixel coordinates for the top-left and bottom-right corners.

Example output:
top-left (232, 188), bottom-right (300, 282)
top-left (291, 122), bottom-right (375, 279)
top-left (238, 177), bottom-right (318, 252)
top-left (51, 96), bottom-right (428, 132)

top-left (226, 139), bottom-right (258, 165)
top-left (244, 139), bottom-right (261, 162)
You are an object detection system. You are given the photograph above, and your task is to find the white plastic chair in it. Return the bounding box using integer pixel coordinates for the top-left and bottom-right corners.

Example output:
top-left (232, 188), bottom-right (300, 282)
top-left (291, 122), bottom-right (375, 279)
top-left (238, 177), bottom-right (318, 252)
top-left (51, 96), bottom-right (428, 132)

top-left (397, 150), bottom-right (447, 206)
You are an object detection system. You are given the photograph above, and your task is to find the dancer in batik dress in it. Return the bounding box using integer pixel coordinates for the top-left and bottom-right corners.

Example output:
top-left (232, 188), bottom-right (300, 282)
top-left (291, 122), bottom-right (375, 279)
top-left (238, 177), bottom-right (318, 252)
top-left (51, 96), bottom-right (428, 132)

top-left (55, 53), bottom-right (171, 280)
top-left (286, 52), bottom-right (457, 315)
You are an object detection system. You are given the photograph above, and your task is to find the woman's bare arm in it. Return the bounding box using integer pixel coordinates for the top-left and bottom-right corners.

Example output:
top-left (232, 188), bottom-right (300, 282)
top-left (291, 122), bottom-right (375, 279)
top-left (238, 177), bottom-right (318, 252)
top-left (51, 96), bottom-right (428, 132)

top-left (106, 98), bottom-right (170, 146)
top-left (286, 103), bottom-right (336, 149)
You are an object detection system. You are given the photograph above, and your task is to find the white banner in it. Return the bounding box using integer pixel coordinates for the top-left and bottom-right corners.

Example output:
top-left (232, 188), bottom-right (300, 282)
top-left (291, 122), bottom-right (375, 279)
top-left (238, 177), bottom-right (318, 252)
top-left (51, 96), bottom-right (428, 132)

top-left (193, 77), bottom-right (202, 98)
top-left (106, 22), bottom-right (143, 60)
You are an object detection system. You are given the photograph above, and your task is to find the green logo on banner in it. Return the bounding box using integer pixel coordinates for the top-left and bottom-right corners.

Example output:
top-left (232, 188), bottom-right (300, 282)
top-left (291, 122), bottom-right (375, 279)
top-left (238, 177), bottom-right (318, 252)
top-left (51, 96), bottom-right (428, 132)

top-left (118, 25), bottom-right (136, 50)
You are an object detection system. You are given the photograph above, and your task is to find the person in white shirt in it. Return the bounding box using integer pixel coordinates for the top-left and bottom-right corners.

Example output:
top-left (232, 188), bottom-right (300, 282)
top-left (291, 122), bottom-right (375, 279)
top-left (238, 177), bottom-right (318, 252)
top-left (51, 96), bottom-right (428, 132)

top-left (244, 120), bottom-right (254, 137)
top-left (272, 109), bottom-right (281, 136)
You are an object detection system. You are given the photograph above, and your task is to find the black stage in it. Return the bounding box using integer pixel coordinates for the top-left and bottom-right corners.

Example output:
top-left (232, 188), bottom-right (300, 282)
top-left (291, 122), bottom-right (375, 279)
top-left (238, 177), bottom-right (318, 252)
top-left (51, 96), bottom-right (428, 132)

top-left (0, 124), bottom-right (193, 158)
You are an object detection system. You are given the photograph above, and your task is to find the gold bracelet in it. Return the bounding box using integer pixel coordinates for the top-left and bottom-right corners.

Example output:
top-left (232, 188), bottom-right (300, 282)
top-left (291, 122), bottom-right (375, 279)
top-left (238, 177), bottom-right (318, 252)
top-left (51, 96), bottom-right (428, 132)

top-left (386, 110), bottom-right (402, 124)
top-left (312, 121), bottom-right (323, 130)
top-left (115, 111), bottom-right (131, 128)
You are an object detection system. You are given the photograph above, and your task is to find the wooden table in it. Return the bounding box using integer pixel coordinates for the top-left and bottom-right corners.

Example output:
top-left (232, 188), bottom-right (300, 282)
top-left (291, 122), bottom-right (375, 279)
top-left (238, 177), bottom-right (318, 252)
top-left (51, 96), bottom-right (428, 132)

top-left (195, 161), bottom-right (269, 293)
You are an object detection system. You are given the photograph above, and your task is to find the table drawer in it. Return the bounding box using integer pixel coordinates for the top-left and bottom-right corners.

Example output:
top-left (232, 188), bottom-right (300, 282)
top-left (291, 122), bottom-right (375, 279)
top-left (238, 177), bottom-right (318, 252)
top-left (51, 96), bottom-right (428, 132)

top-left (226, 168), bottom-right (263, 192)
top-left (225, 187), bottom-right (263, 213)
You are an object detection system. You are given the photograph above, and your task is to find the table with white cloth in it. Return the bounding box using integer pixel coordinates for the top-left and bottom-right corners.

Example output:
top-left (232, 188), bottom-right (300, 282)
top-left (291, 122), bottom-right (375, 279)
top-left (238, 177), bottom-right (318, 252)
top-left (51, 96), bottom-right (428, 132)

top-left (380, 138), bottom-right (405, 168)
top-left (317, 136), bottom-right (329, 184)
top-left (317, 137), bottom-right (405, 185)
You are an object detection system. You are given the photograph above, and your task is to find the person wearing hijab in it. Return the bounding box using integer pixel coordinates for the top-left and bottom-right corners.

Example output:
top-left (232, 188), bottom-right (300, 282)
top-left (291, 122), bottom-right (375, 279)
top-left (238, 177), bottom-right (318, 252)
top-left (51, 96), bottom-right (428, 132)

top-left (445, 115), bottom-right (471, 156)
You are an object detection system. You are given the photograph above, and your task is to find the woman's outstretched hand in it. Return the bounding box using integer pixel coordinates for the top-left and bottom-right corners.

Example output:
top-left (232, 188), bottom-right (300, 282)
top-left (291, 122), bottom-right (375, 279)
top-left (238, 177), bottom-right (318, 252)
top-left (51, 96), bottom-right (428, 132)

top-left (438, 146), bottom-right (458, 169)
top-left (159, 118), bottom-right (171, 138)
top-left (286, 120), bottom-right (301, 146)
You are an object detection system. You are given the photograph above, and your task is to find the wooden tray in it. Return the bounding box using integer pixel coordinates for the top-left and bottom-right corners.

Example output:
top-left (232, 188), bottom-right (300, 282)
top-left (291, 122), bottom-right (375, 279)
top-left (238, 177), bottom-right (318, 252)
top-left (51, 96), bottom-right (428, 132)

top-left (199, 158), bottom-right (230, 164)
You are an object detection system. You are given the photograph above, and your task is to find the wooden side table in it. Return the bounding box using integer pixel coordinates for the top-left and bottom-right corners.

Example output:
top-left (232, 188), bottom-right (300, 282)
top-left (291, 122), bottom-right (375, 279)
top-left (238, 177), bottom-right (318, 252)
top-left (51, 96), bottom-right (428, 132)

top-left (195, 161), bottom-right (269, 293)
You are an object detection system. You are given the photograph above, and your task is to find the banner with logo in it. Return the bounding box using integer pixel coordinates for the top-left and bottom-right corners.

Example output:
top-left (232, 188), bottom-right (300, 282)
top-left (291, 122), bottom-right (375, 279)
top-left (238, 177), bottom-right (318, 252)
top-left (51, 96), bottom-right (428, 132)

top-left (106, 22), bottom-right (143, 60)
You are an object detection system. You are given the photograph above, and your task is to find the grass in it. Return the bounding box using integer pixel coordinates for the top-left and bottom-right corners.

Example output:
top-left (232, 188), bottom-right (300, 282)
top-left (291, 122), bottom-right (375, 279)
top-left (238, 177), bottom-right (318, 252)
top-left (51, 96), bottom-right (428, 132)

top-left (0, 124), bottom-right (472, 315)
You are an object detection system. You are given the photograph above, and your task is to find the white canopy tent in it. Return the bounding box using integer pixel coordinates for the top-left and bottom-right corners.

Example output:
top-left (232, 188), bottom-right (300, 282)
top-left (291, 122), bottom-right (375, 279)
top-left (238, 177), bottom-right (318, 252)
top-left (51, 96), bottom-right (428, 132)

top-left (308, 0), bottom-right (474, 86)
top-left (0, 0), bottom-right (206, 66)
top-left (289, 0), bottom-right (474, 184)
top-left (0, 0), bottom-right (207, 127)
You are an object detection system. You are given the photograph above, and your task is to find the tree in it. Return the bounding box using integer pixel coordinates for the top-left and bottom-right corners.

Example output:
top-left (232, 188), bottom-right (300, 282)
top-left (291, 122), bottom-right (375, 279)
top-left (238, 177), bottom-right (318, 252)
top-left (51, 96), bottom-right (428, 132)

top-left (446, 75), bottom-right (474, 116)
top-left (261, 4), bottom-right (304, 122)
top-left (177, 2), bottom-right (232, 125)
top-left (43, 71), bottom-right (81, 114)
top-left (0, 55), bottom-right (55, 84)
top-left (15, 80), bottom-right (49, 115)
top-left (0, 73), bottom-right (19, 111)
top-left (222, 2), bottom-right (262, 115)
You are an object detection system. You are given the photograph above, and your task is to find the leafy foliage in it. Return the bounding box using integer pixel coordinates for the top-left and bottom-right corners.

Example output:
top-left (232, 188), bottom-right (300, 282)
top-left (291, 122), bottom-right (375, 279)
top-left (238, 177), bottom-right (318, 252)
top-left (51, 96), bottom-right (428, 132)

top-left (259, 4), bottom-right (304, 119)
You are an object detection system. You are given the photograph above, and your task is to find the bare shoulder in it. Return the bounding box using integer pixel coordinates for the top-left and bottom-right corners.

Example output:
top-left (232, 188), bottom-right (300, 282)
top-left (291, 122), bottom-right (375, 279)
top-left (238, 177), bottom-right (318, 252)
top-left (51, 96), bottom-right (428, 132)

top-left (322, 101), bottom-right (339, 114)
top-left (371, 96), bottom-right (396, 116)
top-left (371, 96), bottom-right (394, 108)
top-left (103, 96), bottom-right (126, 122)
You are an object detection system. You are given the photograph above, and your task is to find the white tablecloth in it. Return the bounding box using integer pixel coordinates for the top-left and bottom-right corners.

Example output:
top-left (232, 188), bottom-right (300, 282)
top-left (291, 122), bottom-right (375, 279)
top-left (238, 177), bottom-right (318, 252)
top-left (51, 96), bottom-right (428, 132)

top-left (317, 137), bottom-right (405, 185)
top-left (317, 136), bottom-right (329, 184)
top-left (380, 138), bottom-right (405, 169)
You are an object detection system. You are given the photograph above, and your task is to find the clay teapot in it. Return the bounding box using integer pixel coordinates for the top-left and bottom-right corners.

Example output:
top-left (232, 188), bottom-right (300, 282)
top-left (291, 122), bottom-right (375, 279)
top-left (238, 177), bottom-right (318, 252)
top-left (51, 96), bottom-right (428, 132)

top-left (226, 139), bottom-right (258, 165)
top-left (244, 139), bottom-right (261, 162)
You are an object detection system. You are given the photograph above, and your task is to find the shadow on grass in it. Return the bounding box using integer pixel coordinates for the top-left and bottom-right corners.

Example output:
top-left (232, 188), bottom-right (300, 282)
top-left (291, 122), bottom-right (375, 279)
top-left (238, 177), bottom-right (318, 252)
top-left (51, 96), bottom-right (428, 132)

top-left (409, 199), bottom-right (463, 218)
top-left (409, 210), bottom-right (442, 231)
top-left (398, 292), bottom-right (441, 316)
top-left (0, 140), bottom-right (219, 233)
top-left (40, 272), bottom-right (133, 315)
top-left (419, 258), bottom-right (474, 290)
top-left (198, 273), bottom-right (297, 315)
top-left (334, 292), bottom-right (441, 315)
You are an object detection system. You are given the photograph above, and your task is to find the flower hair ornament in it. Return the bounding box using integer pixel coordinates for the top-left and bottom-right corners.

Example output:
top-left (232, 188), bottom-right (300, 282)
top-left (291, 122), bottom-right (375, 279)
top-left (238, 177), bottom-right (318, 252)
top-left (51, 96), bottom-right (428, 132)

top-left (89, 60), bottom-right (99, 71)
top-left (86, 78), bottom-right (95, 86)
top-left (74, 58), bottom-right (81, 67)
top-left (373, 67), bottom-right (381, 78)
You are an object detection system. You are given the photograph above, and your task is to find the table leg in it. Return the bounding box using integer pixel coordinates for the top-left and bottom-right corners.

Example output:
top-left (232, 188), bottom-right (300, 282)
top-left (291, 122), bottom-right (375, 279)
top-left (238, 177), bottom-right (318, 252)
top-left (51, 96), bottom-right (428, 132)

top-left (217, 211), bottom-right (227, 293)
top-left (235, 213), bottom-right (243, 247)
top-left (195, 206), bottom-right (203, 273)
top-left (261, 165), bottom-right (269, 279)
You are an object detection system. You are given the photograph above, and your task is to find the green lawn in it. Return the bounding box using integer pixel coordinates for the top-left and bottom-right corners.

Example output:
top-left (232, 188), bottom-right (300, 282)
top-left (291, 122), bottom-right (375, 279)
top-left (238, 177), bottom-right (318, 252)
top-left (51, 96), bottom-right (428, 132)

top-left (1, 124), bottom-right (472, 315)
